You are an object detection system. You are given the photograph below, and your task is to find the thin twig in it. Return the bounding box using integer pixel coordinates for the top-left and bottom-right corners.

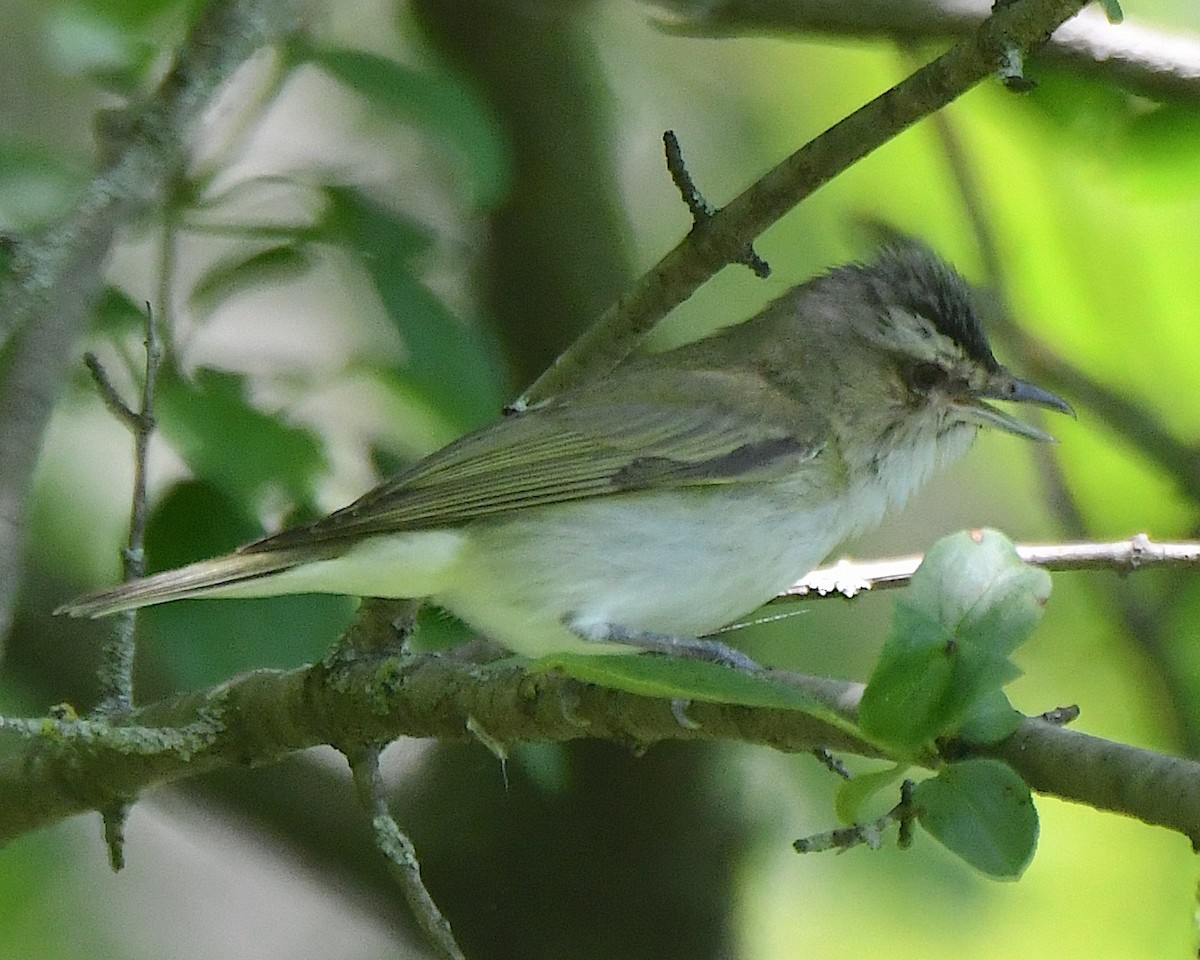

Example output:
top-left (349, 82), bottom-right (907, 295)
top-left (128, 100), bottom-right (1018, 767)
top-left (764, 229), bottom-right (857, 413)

top-left (793, 780), bottom-right (916, 854)
top-left (663, 129), bottom-right (714, 222)
top-left (515, 0), bottom-right (1090, 408)
top-left (101, 807), bottom-right (128, 872)
top-left (87, 305), bottom-right (161, 718)
top-left (86, 303), bottom-right (162, 870)
top-left (779, 535), bottom-right (1200, 600)
top-left (344, 745), bottom-right (466, 960)
top-left (126, 305), bottom-right (161, 585)
top-left (662, 130), bottom-right (770, 278)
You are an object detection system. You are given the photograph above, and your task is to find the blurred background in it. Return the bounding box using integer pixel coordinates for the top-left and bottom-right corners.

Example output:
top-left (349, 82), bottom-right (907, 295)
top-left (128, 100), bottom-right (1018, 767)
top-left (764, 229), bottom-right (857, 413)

top-left (2, 0), bottom-right (1200, 956)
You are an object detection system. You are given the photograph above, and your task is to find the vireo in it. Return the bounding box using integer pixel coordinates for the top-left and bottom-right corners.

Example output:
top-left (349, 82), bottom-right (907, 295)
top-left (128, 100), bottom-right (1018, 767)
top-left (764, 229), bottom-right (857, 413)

top-left (59, 239), bottom-right (1072, 660)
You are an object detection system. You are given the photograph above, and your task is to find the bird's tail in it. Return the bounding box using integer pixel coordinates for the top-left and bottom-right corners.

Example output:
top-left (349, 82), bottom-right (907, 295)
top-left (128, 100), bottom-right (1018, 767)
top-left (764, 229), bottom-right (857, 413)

top-left (55, 547), bottom-right (320, 618)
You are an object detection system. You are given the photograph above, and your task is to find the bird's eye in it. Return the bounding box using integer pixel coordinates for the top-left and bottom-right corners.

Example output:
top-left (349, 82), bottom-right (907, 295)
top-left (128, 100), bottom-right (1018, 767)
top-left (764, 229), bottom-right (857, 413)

top-left (908, 361), bottom-right (948, 393)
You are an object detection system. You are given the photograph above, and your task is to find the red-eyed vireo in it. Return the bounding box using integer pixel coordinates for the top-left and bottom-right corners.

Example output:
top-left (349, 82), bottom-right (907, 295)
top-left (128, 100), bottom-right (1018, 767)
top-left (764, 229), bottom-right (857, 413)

top-left (59, 240), bottom-right (1072, 660)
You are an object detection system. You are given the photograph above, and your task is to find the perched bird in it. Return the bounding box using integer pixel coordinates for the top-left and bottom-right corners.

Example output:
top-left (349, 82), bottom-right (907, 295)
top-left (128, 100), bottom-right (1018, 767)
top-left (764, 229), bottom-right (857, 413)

top-left (59, 240), bottom-right (1072, 660)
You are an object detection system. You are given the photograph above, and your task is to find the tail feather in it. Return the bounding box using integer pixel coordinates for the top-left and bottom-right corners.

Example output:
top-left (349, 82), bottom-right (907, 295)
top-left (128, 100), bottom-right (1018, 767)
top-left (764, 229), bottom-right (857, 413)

top-left (56, 548), bottom-right (317, 618)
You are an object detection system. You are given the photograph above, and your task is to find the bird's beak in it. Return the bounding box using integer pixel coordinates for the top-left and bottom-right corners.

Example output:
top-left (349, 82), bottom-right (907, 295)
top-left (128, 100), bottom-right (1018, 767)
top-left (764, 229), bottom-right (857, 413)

top-left (955, 372), bottom-right (1075, 442)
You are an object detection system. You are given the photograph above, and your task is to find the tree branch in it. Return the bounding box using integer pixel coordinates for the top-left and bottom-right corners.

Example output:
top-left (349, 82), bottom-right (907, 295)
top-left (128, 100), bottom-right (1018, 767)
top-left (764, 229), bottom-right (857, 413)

top-left (3, 647), bottom-right (1198, 850)
top-left (0, 653), bottom-right (867, 843)
top-left (781, 535), bottom-right (1200, 600)
top-left (516, 0), bottom-right (1091, 406)
top-left (985, 716), bottom-right (1200, 847)
top-left (654, 1), bottom-right (1200, 106)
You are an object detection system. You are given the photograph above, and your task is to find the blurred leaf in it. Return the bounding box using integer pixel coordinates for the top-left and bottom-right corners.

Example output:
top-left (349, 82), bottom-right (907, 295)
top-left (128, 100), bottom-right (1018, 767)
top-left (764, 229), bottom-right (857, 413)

top-left (188, 244), bottom-right (315, 318)
top-left (514, 742), bottom-right (573, 795)
top-left (139, 479), bottom-right (352, 685)
top-left (91, 286), bottom-right (149, 337)
top-left (859, 530), bottom-right (1050, 754)
top-left (538, 653), bottom-right (854, 730)
top-left (0, 141), bottom-right (82, 229)
top-left (142, 591), bottom-right (353, 687)
top-left (142, 477), bottom-right (263, 571)
top-left (1122, 104), bottom-right (1200, 194)
top-left (59, 0), bottom-right (192, 28)
top-left (914, 759), bottom-right (1038, 880)
top-left (44, 5), bottom-right (161, 91)
top-left (186, 175), bottom-right (327, 229)
top-left (155, 364), bottom-right (325, 509)
top-left (0, 825), bottom-right (101, 960)
top-left (300, 45), bottom-right (510, 208)
top-left (326, 187), bottom-right (505, 430)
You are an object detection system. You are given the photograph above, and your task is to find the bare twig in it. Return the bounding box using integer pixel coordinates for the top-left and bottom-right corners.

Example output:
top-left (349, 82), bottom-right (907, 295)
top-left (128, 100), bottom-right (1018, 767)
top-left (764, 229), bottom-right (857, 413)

top-left (515, 0), bottom-right (1091, 407)
top-left (793, 780), bottom-right (917, 854)
top-left (85, 306), bottom-right (162, 721)
top-left (780, 535), bottom-right (1200, 600)
top-left (126, 306), bottom-right (161, 586)
top-left (345, 745), bottom-right (465, 960)
top-left (86, 305), bottom-right (162, 871)
top-left (663, 130), bottom-right (770, 278)
top-left (985, 714), bottom-right (1200, 847)
top-left (0, 655), bottom-right (873, 844)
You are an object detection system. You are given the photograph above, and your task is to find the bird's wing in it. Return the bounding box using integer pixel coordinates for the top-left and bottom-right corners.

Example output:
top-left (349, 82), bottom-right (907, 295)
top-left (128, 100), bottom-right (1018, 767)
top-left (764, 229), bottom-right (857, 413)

top-left (244, 367), bottom-right (824, 553)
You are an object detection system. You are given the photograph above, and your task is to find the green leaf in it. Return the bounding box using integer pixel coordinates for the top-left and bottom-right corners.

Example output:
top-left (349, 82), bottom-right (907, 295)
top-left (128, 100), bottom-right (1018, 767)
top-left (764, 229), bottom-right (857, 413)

top-left (140, 479), bottom-right (353, 686)
top-left (155, 364), bottom-right (325, 509)
top-left (43, 5), bottom-right (166, 93)
top-left (143, 478), bottom-right (262, 570)
top-left (325, 187), bottom-right (504, 430)
top-left (859, 530), bottom-right (1050, 754)
top-left (956, 689), bottom-right (1023, 747)
top-left (914, 759), bottom-right (1038, 880)
top-left (535, 654), bottom-right (855, 730)
top-left (188, 244), bottom-right (315, 318)
top-left (0, 141), bottom-right (82, 229)
top-left (300, 46), bottom-right (510, 208)
top-left (59, 0), bottom-right (194, 29)
top-left (91, 286), bottom-right (148, 337)
top-left (834, 764), bottom-right (907, 825)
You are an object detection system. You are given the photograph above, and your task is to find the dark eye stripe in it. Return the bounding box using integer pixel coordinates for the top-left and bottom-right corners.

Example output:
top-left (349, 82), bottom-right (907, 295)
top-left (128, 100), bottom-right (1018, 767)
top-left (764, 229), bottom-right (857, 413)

top-left (908, 361), bottom-right (948, 392)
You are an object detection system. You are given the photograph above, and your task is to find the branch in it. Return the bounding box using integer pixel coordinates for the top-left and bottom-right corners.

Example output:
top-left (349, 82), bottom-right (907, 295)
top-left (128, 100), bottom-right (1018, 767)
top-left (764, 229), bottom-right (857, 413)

top-left (0, 0), bottom-right (310, 642)
top-left (1, 648), bottom-right (1197, 848)
top-left (781, 535), bottom-right (1200, 600)
top-left (516, 0), bottom-right (1091, 406)
top-left (984, 716), bottom-right (1200, 847)
top-left (345, 745), bottom-right (466, 960)
top-left (654, 1), bottom-right (1200, 106)
top-left (0, 653), bottom-right (866, 842)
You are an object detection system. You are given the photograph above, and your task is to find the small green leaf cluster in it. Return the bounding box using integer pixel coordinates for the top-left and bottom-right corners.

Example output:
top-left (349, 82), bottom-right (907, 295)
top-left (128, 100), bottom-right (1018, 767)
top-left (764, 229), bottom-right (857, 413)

top-left (852, 529), bottom-right (1049, 879)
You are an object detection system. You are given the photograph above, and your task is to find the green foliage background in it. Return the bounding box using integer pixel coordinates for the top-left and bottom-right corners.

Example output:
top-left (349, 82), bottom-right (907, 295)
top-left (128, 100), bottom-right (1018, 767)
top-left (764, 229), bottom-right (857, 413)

top-left (2, 0), bottom-right (1199, 957)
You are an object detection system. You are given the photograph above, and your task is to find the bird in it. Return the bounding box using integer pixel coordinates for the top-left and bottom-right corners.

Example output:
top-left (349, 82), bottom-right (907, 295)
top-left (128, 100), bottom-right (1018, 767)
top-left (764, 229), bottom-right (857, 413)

top-left (58, 239), bottom-right (1072, 662)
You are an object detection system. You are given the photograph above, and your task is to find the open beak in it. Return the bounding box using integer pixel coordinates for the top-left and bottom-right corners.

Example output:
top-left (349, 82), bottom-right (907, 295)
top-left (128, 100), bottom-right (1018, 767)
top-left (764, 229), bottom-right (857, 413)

top-left (954, 372), bottom-right (1075, 442)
